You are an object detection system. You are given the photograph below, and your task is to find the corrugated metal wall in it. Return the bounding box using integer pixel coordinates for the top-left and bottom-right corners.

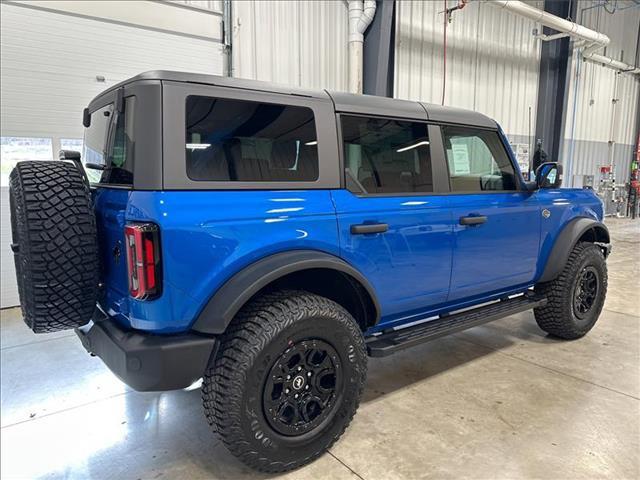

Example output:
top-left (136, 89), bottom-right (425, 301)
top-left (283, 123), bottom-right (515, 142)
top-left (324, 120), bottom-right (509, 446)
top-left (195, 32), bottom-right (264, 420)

top-left (394, 0), bottom-right (543, 143)
top-left (562, 3), bottom-right (640, 185)
top-left (231, 0), bottom-right (348, 91)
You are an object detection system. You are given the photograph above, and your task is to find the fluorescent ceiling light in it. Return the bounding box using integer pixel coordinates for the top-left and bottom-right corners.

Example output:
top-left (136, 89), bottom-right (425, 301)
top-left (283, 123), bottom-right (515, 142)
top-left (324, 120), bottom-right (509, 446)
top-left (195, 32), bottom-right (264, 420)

top-left (396, 140), bottom-right (430, 153)
top-left (186, 143), bottom-right (211, 150)
top-left (305, 140), bottom-right (318, 146)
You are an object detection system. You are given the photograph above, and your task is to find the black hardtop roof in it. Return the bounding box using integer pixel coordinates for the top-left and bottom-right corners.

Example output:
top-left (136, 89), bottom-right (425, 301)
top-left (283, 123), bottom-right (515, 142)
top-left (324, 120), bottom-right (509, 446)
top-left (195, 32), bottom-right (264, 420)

top-left (96, 70), bottom-right (497, 129)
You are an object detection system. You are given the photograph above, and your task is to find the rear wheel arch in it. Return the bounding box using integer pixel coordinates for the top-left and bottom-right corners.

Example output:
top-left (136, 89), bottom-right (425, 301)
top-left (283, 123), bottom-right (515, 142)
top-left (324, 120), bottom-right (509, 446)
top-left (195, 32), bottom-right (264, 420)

top-left (191, 250), bottom-right (381, 334)
top-left (539, 217), bottom-right (610, 283)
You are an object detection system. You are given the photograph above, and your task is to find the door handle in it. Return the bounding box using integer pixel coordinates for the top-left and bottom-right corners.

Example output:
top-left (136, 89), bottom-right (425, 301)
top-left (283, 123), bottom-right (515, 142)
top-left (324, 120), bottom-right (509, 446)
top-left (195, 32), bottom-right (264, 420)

top-left (459, 215), bottom-right (487, 226)
top-left (350, 223), bottom-right (389, 235)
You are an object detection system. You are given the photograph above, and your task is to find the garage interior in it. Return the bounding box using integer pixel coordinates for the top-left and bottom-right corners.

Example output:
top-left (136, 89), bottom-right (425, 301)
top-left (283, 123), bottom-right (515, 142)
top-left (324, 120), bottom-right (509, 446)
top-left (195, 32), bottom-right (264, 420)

top-left (1, 0), bottom-right (639, 479)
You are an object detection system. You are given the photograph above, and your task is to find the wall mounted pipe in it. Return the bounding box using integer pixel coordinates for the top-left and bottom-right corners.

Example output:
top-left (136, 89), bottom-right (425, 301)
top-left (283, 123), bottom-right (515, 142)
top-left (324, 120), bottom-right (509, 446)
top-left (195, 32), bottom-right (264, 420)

top-left (348, 0), bottom-right (376, 93)
top-left (486, 0), bottom-right (640, 75)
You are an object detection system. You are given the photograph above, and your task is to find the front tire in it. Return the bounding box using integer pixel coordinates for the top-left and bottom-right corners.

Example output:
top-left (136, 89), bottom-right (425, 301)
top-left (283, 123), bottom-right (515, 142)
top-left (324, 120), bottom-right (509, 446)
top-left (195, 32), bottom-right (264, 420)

top-left (534, 242), bottom-right (607, 339)
top-left (202, 290), bottom-right (367, 473)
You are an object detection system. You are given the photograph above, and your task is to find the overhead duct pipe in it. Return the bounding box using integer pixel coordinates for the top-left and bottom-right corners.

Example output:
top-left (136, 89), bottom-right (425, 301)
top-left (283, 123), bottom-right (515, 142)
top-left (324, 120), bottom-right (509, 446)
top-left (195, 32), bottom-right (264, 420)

top-left (486, 0), bottom-right (640, 75)
top-left (348, 0), bottom-right (377, 93)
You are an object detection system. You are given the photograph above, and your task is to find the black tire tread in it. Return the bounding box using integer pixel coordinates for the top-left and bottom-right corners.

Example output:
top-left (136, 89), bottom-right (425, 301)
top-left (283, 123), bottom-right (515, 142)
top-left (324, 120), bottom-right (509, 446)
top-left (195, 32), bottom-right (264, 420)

top-left (9, 161), bottom-right (99, 333)
top-left (202, 290), bottom-right (366, 473)
top-left (534, 242), bottom-right (607, 339)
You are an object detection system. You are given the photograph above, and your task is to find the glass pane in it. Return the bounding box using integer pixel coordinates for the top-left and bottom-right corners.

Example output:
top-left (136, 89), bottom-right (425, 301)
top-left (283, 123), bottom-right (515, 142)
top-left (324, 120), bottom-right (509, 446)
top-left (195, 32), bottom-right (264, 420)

top-left (83, 104), bottom-right (112, 167)
top-left (442, 127), bottom-right (517, 192)
top-left (0, 137), bottom-right (53, 187)
top-left (341, 116), bottom-right (433, 194)
top-left (185, 96), bottom-right (319, 182)
top-left (103, 97), bottom-right (135, 185)
top-left (61, 138), bottom-right (83, 154)
top-left (83, 98), bottom-right (135, 185)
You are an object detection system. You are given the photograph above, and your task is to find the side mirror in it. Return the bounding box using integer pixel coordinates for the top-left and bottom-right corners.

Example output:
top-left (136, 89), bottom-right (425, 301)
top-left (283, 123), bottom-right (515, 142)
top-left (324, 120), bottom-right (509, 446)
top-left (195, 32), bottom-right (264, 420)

top-left (536, 162), bottom-right (563, 189)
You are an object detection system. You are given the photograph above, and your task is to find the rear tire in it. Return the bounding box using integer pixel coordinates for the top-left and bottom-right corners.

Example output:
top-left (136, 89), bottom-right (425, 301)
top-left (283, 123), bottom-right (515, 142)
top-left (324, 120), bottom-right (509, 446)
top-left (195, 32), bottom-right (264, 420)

top-left (9, 161), bottom-right (99, 333)
top-left (202, 290), bottom-right (367, 473)
top-left (534, 242), bottom-right (607, 339)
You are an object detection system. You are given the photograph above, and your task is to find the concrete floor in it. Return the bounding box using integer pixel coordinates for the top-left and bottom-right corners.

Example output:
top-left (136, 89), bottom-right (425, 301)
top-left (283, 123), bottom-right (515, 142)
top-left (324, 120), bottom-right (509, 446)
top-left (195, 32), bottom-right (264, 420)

top-left (1, 218), bottom-right (638, 480)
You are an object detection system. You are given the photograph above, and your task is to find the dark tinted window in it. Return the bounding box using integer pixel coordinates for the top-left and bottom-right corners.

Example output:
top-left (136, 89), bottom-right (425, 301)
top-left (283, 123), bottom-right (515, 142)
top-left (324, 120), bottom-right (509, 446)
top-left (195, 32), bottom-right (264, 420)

top-left (185, 96), bottom-right (319, 182)
top-left (442, 126), bottom-right (517, 192)
top-left (341, 115), bottom-right (433, 194)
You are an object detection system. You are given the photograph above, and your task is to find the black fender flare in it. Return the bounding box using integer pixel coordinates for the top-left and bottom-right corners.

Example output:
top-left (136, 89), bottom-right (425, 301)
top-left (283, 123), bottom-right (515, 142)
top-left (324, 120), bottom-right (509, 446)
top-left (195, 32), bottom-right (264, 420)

top-left (538, 217), bottom-right (610, 283)
top-left (191, 250), bottom-right (381, 335)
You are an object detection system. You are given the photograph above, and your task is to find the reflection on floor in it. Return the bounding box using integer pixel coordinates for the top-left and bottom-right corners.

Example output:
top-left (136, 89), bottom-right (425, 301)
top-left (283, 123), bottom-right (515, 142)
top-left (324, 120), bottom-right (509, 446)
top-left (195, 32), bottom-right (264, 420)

top-left (1, 218), bottom-right (638, 479)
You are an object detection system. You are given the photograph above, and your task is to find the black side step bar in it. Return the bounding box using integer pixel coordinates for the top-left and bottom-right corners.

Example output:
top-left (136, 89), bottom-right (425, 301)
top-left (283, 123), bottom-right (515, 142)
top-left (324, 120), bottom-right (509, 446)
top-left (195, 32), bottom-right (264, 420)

top-left (366, 294), bottom-right (547, 358)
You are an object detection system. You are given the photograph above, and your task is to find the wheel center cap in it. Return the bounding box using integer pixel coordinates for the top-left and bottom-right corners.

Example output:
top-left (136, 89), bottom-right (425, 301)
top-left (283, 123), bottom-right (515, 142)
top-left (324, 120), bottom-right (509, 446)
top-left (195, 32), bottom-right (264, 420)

top-left (292, 375), bottom-right (305, 390)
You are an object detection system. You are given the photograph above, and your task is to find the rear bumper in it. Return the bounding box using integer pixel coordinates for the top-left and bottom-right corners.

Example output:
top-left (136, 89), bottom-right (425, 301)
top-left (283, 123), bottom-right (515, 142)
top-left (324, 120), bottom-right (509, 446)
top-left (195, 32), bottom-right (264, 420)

top-left (76, 310), bottom-right (217, 392)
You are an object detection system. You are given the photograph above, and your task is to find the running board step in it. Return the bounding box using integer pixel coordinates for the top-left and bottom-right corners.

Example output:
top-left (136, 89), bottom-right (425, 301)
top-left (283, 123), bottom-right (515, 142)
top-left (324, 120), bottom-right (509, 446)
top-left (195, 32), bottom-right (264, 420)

top-left (366, 294), bottom-right (547, 358)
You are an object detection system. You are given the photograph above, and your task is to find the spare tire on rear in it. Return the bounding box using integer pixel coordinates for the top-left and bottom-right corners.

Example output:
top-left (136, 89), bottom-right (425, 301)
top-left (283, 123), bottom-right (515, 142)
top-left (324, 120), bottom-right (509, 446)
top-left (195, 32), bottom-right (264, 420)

top-left (9, 161), bottom-right (99, 333)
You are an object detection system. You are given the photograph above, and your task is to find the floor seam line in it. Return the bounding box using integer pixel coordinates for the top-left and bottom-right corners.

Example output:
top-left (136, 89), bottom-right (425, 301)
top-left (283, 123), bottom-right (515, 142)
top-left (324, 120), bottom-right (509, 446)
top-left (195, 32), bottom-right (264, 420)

top-left (456, 337), bottom-right (640, 401)
top-left (328, 451), bottom-right (366, 480)
top-left (0, 390), bottom-right (133, 429)
top-left (603, 307), bottom-right (640, 318)
top-left (1, 333), bottom-right (77, 351)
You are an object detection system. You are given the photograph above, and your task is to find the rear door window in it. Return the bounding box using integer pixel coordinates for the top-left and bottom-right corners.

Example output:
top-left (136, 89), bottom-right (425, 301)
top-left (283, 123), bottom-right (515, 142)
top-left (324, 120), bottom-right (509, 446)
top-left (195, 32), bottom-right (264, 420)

top-left (341, 115), bottom-right (434, 194)
top-left (185, 95), bottom-right (319, 182)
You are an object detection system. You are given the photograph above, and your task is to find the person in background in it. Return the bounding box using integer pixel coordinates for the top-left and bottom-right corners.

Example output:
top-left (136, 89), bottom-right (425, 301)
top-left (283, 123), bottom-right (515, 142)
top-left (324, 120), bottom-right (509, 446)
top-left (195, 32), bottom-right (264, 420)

top-left (531, 139), bottom-right (548, 178)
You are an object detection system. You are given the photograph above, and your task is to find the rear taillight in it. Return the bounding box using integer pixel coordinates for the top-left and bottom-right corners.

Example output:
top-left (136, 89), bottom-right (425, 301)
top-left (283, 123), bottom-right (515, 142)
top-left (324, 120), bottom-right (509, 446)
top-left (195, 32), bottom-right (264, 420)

top-left (124, 223), bottom-right (161, 300)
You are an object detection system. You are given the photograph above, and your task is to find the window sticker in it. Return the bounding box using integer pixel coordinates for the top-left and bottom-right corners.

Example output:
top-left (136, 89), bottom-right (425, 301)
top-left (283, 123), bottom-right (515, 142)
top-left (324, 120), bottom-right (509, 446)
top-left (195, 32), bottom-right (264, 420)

top-left (451, 143), bottom-right (471, 175)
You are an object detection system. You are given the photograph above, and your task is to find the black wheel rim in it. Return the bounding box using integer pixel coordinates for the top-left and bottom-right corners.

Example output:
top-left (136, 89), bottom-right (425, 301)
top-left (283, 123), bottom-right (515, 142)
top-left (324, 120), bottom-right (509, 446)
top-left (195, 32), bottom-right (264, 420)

top-left (573, 266), bottom-right (599, 320)
top-left (263, 339), bottom-right (342, 436)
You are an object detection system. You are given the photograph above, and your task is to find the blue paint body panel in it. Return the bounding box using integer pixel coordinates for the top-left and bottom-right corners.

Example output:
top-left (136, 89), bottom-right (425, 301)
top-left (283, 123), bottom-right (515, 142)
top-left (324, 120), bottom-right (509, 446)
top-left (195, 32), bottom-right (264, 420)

top-left (94, 184), bottom-right (604, 334)
top-left (96, 190), bottom-right (340, 333)
top-left (331, 190), bottom-right (454, 328)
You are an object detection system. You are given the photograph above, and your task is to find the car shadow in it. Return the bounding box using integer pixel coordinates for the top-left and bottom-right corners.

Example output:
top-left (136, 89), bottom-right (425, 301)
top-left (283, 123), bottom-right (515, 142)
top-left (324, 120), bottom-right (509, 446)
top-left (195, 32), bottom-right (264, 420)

top-left (362, 314), bottom-right (562, 404)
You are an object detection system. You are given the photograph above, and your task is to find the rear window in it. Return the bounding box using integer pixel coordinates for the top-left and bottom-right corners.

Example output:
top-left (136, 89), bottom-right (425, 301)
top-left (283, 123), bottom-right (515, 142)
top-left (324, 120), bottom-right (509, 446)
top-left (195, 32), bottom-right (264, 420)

top-left (83, 97), bottom-right (135, 185)
top-left (185, 95), bottom-right (319, 182)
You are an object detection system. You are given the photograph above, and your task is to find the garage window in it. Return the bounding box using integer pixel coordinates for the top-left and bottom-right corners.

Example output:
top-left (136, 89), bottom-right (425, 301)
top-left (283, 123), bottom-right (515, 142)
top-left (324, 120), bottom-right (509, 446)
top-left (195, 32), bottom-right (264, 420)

top-left (185, 95), bottom-right (319, 182)
top-left (0, 137), bottom-right (53, 187)
top-left (61, 138), bottom-right (83, 154)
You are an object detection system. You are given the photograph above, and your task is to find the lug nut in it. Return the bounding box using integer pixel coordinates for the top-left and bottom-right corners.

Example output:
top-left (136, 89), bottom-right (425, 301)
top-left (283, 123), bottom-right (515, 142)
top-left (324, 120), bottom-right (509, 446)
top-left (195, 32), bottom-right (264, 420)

top-left (286, 375), bottom-right (291, 380)
top-left (285, 388), bottom-right (290, 394)
top-left (307, 372), bottom-right (312, 377)
top-left (294, 394), bottom-right (299, 399)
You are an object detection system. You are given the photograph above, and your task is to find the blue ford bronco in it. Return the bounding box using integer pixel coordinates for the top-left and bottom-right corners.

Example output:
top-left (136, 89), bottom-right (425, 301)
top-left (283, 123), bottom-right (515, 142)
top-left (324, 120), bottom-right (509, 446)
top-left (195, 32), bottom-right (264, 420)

top-left (10, 71), bottom-right (611, 472)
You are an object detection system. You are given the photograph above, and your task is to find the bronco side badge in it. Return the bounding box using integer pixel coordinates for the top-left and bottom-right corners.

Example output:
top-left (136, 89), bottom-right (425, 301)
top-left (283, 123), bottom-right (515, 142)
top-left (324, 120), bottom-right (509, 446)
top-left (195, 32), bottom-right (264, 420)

top-left (542, 209), bottom-right (551, 218)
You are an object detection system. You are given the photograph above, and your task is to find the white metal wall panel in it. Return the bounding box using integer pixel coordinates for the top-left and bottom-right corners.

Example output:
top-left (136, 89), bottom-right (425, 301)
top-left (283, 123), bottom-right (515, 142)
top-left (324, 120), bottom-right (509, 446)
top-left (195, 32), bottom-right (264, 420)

top-left (562, 3), bottom-right (640, 184)
top-left (232, 0), bottom-right (348, 91)
top-left (170, 0), bottom-right (223, 13)
top-left (566, 5), bottom-right (639, 144)
top-left (0, 3), bottom-right (223, 140)
top-left (0, 2), bottom-right (224, 308)
top-left (394, 0), bottom-right (543, 139)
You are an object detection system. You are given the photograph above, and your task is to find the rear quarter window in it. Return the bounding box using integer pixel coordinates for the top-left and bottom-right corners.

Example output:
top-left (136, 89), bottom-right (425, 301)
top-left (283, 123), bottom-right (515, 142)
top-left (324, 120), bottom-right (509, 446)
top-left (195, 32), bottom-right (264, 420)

top-left (185, 95), bottom-right (319, 182)
top-left (83, 97), bottom-right (135, 185)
